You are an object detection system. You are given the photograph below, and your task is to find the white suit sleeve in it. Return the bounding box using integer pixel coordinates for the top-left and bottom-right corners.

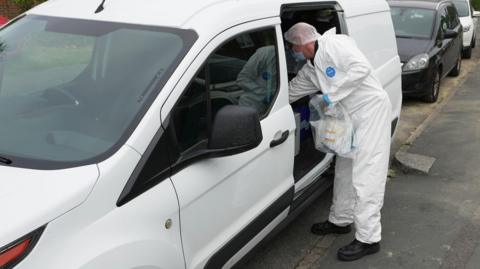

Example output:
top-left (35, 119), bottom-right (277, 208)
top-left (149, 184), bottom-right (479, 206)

top-left (236, 49), bottom-right (266, 94)
top-left (288, 65), bottom-right (319, 103)
top-left (316, 37), bottom-right (371, 104)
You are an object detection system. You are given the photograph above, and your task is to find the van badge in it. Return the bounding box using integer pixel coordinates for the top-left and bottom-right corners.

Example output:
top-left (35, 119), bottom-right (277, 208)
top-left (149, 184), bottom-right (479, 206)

top-left (326, 67), bottom-right (336, 78)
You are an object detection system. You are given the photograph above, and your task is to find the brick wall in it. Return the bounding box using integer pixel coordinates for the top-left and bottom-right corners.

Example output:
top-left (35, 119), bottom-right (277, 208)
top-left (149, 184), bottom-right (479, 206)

top-left (0, 0), bottom-right (21, 19)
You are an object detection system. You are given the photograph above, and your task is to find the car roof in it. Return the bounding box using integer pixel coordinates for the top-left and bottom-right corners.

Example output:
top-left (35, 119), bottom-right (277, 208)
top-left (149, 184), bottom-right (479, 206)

top-left (387, 0), bottom-right (453, 10)
top-left (28, 0), bottom-right (390, 30)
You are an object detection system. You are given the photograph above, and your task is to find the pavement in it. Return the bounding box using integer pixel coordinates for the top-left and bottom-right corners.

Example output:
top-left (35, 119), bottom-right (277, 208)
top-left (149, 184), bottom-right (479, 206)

top-left (311, 61), bottom-right (480, 268)
top-left (236, 29), bottom-right (480, 269)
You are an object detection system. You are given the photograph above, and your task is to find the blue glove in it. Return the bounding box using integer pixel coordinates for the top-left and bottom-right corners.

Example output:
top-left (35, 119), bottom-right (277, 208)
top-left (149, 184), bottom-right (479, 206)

top-left (322, 94), bottom-right (333, 108)
top-left (322, 94), bottom-right (336, 116)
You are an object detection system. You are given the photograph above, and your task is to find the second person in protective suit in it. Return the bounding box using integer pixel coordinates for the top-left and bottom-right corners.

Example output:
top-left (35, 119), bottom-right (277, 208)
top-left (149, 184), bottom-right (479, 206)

top-left (285, 22), bottom-right (392, 261)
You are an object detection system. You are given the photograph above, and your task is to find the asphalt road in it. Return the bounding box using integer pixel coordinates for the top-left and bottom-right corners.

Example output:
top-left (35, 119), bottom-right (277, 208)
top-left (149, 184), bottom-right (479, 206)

top-left (236, 28), bottom-right (480, 269)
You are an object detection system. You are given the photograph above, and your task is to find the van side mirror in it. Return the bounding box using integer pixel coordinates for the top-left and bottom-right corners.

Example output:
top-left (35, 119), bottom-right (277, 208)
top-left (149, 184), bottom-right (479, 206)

top-left (443, 29), bottom-right (458, 39)
top-left (208, 105), bottom-right (262, 156)
top-left (473, 10), bottom-right (480, 18)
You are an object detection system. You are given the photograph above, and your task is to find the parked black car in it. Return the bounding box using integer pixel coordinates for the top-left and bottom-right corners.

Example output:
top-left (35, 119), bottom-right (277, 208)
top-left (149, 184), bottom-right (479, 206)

top-left (389, 0), bottom-right (463, 103)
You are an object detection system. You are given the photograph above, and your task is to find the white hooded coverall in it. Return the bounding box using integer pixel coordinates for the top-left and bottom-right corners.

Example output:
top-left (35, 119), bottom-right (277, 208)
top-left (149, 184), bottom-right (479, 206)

top-left (289, 29), bottom-right (392, 244)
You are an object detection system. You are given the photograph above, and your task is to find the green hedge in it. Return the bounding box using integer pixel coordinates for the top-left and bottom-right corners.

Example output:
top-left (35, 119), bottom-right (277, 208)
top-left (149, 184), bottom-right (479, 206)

top-left (12, 0), bottom-right (46, 12)
top-left (473, 0), bottom-right (480, 10)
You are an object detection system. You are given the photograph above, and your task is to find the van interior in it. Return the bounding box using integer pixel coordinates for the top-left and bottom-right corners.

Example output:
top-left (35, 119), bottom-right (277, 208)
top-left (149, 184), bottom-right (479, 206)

top-left (281, 4), bottom-right (344, 182)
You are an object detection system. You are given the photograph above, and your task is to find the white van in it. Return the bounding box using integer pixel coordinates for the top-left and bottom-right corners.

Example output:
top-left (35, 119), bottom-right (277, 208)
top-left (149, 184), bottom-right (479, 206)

top-left (0, 0), bottom-right (401, 268)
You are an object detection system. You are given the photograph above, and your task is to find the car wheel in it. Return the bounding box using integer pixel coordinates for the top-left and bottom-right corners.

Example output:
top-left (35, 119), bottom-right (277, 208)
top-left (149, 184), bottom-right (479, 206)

top-left (424, 69), bottom-right (440, 103)
top-left (472, 34), bottom-right (476, 49)
top-left (449, 52), bottom-right (461, 76)
top-left (463, 46), bottom-right (472, 59)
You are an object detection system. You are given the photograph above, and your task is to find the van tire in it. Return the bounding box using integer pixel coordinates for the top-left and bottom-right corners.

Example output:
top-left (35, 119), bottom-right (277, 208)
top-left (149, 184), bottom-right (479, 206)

top-left (449, 52), bottom-right (462, 76)
top-left (424, 69), bottom-right (440, 103)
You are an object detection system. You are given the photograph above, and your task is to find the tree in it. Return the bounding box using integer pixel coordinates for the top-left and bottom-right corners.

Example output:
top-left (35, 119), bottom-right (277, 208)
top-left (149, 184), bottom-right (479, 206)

top-left (12, 0), bottom-right (46, 12)
top-left (473, 0), bottom-right (480, 10)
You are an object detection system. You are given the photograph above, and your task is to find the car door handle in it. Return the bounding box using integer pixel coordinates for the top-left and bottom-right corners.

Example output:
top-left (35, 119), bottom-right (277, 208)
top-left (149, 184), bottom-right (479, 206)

top-left (270, 131), bottom-right (289, 148)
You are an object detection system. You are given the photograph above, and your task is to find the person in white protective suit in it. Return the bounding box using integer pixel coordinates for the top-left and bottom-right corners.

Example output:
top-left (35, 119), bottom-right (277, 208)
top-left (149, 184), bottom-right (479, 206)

top-left (236, 45), bottom-right (277, 114)
top-left (285, 22), bottom-right (392, 261)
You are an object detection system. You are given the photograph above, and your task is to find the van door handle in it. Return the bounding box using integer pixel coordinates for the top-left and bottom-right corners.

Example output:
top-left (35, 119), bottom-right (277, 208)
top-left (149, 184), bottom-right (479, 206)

top-left (270, 131), bottom-right (289, 148)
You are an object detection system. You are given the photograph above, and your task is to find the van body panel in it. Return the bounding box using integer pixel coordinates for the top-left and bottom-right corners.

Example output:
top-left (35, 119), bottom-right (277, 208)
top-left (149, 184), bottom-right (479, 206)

top-left (374, 56), bottom-right (403, 122)
top-left (28, 0), bottom-right (225, 28)
top-left (346, 10), bottom-right (402, 122)
top-left (16, 146), bottom-right (185, 269)
top-left (29, 0), bottom-right (388, 31)
top-left (340, 0), bottom-right (390, 18)
top-left (0, 165), bottom-right (98, 248)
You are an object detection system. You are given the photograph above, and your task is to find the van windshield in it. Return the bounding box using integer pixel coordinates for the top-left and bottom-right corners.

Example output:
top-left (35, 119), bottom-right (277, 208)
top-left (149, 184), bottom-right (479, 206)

top-left (390, 7), bottom-right (435, 39)
top-left (0, 15), bottom-right (196, 169)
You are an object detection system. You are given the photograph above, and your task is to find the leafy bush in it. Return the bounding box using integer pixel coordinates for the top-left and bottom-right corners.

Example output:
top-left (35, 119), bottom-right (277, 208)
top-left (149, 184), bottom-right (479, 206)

top-left (12, 0), bottom-right (46, 12)
top-left (473, 0), bottom-right (480, 11)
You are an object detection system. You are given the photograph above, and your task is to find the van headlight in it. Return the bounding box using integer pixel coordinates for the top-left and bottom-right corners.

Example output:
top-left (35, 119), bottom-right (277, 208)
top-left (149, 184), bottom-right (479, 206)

top-left (463, 25), bottom-right (471, 32)
top-left (403, 53), bottom-right (429, 72)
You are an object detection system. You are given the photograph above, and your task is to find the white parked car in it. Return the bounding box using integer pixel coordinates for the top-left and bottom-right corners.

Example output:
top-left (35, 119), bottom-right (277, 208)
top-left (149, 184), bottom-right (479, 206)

top-left (0, 0), bottom-right (401, 268)
top-left (452, 0), bottom-right (480, 58)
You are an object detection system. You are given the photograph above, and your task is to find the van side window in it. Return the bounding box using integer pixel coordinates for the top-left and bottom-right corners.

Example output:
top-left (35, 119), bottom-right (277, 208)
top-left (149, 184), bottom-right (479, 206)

top-left (171, 28), bottom-right (279, 153)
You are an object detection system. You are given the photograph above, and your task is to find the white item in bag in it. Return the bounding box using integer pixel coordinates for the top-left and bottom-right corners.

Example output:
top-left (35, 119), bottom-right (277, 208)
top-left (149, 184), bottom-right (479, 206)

top-left (309, 94), bottom-right (357, 158)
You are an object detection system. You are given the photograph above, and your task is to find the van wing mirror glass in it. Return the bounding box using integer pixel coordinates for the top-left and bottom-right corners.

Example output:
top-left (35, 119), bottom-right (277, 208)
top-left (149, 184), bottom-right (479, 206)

top-left (208, 105), bottom-right (263, 156)
top-left (443, 29), bottom-right (458, 39)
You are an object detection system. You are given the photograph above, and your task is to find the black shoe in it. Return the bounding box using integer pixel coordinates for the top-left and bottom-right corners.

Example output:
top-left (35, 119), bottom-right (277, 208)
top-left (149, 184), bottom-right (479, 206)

top-left (337, 239), bottom-right (380, 261)
top-left (310, 221), bottom-right (351, 235)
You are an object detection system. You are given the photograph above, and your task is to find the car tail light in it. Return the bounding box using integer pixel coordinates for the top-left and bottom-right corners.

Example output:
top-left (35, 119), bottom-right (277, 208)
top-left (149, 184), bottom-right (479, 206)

top-left (0, 227), bottom-right (45, 269)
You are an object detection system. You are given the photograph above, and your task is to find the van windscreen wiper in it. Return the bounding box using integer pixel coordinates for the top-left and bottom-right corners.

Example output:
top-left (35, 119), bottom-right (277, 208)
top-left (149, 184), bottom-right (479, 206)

top-left (95, 0), bottom-right (107, 14)
top-left (0, 156), bottom-right (12, 165)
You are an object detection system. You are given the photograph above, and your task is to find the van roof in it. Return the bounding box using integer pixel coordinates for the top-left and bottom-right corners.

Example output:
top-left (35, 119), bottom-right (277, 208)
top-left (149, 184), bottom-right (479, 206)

top-left (29, 0), bottom-right (390, 32)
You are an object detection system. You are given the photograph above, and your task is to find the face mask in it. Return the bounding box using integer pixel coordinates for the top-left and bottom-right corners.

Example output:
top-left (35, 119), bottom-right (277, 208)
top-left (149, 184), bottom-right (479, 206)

top-left (292, 50), bottom-right (306, 61)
